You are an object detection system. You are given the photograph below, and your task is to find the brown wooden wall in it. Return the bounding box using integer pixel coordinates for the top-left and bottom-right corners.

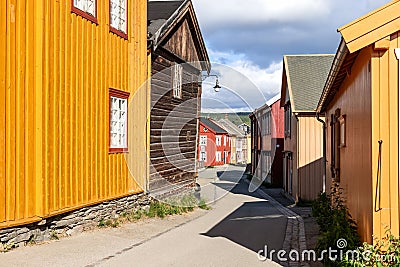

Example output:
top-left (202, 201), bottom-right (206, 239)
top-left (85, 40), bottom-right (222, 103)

top-left (325, 47), bottom-right (373, 242)
top-left (150, 51), bottom-right (200, 194)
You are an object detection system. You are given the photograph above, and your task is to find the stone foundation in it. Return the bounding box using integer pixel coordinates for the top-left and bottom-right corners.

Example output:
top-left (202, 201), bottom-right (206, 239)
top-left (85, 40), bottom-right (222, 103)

top-left (0, 193), bottom-right (152, 248)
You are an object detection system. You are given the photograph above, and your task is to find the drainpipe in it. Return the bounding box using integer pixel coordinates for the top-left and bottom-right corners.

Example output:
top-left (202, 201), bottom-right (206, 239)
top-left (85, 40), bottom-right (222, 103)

top-left (316, 112), bottom-right (327, 193)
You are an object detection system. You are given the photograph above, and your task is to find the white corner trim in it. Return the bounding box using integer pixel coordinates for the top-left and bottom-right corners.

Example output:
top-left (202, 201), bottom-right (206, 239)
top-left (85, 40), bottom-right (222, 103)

top-left (395, 48), bottom-right (400, 59)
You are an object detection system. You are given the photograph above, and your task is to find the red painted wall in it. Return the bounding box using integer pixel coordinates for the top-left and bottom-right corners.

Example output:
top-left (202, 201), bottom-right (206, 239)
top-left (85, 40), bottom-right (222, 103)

top-left (271, 100), bottom-right (284, 139)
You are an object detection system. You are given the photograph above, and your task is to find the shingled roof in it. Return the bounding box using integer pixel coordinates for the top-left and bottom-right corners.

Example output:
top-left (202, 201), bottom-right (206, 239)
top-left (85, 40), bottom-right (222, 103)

top-left (217, 119), bottom-right (245, 138)
top-left (200, 118), bottom-right (228, 134)
top-left (148, 1), bottom-right (184, 36)
top-left (281, 55), bottom-right (334, 112)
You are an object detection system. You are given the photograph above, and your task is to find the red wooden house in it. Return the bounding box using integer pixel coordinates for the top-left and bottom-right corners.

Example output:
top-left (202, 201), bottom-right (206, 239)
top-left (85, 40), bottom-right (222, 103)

top-left (198, 118), bottom-right (230, 167)
top-left (250, 94), bottom-right (284, 187)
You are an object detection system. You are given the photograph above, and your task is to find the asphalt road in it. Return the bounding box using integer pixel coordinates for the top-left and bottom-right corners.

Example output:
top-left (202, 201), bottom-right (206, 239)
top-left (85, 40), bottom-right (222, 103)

top-left (98, 165), bottom-right (286, 266)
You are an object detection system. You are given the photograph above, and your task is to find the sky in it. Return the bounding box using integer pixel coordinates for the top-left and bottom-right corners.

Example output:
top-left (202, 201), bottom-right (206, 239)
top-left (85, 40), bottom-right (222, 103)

top-left (188, 0), bottom-right (391, 112)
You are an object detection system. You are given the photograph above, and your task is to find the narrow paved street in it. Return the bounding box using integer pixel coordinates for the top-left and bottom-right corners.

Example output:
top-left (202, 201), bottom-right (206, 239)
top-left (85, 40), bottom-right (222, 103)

top-left (0, 165), bottom-right (289, 267)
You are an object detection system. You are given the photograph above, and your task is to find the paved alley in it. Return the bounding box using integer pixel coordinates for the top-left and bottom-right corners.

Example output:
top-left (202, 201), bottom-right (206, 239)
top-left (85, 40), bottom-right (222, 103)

top-left (0, 166), bottom-right (289, 267)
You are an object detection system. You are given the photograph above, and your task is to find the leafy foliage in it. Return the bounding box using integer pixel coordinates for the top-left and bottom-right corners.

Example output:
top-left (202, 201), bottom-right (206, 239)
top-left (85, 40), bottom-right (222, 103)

top-left (342, 229), bottom-right (400, 267)
top-left (312, 183), bottom-right (361, 265)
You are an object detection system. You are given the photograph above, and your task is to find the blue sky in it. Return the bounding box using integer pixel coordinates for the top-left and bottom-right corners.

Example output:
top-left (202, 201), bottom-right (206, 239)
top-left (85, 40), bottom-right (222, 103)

top-left (190, 0), bottom-right (390, 112)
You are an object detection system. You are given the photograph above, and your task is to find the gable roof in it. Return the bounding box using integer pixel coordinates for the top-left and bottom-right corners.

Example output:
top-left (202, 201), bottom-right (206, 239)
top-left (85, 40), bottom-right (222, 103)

top-left (339, 0), bottom-right (400, 53)
top-left (216, 119), bottom-right (245, 138)
top-left (280, 55), bottom-right (334, 113)
top-left (200, 118), bottom-right (227, 134)
top-left (266, 93), bottom-right (281, 107)
top-left (148, 0), bottom-right (210, 72)
top-left (318, 0), bottom-right (400, 112)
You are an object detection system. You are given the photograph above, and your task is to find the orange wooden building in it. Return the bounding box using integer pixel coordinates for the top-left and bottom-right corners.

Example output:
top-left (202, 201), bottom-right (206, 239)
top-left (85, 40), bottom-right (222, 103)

top-left (317, 0), bottom-right (400, 242)
top-left (0, 0), bottom-right (149, 232)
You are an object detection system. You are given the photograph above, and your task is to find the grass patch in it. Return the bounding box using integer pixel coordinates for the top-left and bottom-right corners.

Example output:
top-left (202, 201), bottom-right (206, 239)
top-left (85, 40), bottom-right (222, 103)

top-left (0, 242), bottom-right (18, 253)
top-left (97, 194), bottom-right (211, 229)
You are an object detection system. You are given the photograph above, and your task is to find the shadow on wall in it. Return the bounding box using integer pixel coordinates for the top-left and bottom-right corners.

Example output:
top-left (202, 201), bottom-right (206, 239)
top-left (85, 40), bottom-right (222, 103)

top-left (298, 157), bottom-right (325, 201)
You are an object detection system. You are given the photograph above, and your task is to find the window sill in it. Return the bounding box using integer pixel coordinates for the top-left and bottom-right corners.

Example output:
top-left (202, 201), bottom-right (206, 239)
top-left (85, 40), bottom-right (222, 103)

top-left (110, 26), bottom-right (128, 40)
top-left (71, 7), bottom-right (98, 25)
top-left (109, 148), bottom-right (129, 154)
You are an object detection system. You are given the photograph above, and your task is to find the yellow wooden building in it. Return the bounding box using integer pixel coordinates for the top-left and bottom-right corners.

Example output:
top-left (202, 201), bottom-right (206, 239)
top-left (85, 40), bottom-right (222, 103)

top-left (317, 0), bottom-right (400, 242)
top-left (0, 0), bottom-right (149, 229)
top-left (280, 55), bottom-right (333, 202)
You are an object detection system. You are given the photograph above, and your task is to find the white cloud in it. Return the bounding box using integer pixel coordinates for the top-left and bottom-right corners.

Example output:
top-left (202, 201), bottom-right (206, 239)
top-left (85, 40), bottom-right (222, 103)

top-left (201, 49), bottom-right (282, 112)
top-left (193, 0), bottom-right (331, 28)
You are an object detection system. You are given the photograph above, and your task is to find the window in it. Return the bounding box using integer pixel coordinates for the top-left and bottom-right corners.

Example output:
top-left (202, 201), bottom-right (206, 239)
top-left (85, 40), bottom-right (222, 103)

top-left (216, 136), bottom-right (221, 146)
top-left (110, 0), bottom-right (127, 38)
top-left (172, 64), bottom-right (183, 99)
top-left (216, 151), bottom-right (222, 162)
top-left (284, 103), bottom-right (292, 138)
top-left (200, 152), bottom-right (207, 162)
top-left (200, 135), bottom-right (207, 145)
top-left (109, 88), bottom-right (129, 153)
top-left (71, 0), bottom-right (97, 23)
top-left (266, 112), bottom-right (271, 135)
top-left (330, 109), bottom-right (342, 181)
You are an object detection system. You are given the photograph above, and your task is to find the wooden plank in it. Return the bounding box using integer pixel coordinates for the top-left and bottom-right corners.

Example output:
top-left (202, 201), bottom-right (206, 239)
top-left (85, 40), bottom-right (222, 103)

top-left (0, 0), bottom-right (7, 222)
top-left (6, 0), bottom-right (17, 222)
top-left (388, 35), bottom-right (399, 235)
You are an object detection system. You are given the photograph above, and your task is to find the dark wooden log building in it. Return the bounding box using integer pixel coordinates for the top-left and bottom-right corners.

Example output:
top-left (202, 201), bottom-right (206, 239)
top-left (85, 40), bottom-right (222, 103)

top-left (148, 0), bottom-right (210, 196)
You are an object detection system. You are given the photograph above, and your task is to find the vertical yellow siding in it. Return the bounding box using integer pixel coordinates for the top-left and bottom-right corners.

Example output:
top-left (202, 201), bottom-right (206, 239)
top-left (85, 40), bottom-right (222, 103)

top-left (371, 33), bottom-right (400, 239)
top-left (0, 0), bottom-right (149, 227)
top-left (297, 117), bottom-right (324, 201)
top-left (298, 117), bottom-right (323, 168)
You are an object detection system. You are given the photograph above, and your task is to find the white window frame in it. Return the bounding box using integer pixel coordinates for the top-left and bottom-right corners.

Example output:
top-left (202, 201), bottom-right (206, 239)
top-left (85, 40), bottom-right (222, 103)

top-left (200, 135), bottom-right (207, 145)
top-left (216, 135), bottom-right (221, 146)
top-left (172, 64), bottom-right (183, 99)
top-left (216, 151), bottom-right (222, 162)
top-left (200, 152), bottom-right (207, 162)
top-left (110, 0), bottom-right (128, 36)
top-left (72, 0), bottom-right (97, 21)
top-left (109, 89), bottom-right (129, 152)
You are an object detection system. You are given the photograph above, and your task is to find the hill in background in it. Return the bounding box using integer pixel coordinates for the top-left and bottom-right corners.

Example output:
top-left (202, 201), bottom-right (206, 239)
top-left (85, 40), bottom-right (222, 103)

top-left (200, 112), bottom-right (251, 126)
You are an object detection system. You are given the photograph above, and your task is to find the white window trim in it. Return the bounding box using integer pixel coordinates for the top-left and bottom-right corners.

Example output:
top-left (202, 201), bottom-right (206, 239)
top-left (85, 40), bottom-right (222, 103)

top-left (73, 0), bottom-right (96, 19)
top-left (200, 135), bottom-right (207, 146)
top-left (200, 152), bottom-right (207, 162)
top-left (110, 0), bottom-right (127, 35)
top-left (172, 64), bottom-right (183, 99)
top-left (216, 136), bottom-right (221, 146)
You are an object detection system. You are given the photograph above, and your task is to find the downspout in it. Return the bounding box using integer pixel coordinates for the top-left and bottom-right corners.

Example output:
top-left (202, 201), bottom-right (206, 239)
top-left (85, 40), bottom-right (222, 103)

top-left (316, 112), bottom-right (327, 193)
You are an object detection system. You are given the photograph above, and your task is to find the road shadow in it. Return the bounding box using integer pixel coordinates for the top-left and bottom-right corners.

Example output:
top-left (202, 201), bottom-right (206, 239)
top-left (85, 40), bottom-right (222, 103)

top-left (201, 200), bottom-right (286, 263)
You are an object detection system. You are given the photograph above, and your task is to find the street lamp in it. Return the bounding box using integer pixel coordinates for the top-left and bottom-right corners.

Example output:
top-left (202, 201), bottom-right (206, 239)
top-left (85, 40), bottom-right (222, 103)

top-left (202, 74), bottom-right (221, 92)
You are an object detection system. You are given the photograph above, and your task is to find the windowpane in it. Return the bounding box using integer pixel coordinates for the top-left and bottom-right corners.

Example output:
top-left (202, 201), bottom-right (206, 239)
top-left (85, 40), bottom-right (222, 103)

top-left (109, 95), bottom-right (128, 150)
top-left (110, 0), bottom-right (127, 34)
top-left (73, 0), bottom-right (96, 17)
top-left (172, 65), bottom-right (183, 99)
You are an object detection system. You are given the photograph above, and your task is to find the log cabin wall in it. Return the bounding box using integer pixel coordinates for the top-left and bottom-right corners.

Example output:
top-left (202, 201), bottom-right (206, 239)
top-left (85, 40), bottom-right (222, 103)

top-left (149, 49), bottom-right (201, 194)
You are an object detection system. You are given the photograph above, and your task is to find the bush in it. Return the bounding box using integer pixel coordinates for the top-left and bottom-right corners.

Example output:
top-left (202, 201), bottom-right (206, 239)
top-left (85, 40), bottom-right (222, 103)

top-left (312, 183), bottom-right (361, 265)
top-left (341, 229), bottom-right (400, 266)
